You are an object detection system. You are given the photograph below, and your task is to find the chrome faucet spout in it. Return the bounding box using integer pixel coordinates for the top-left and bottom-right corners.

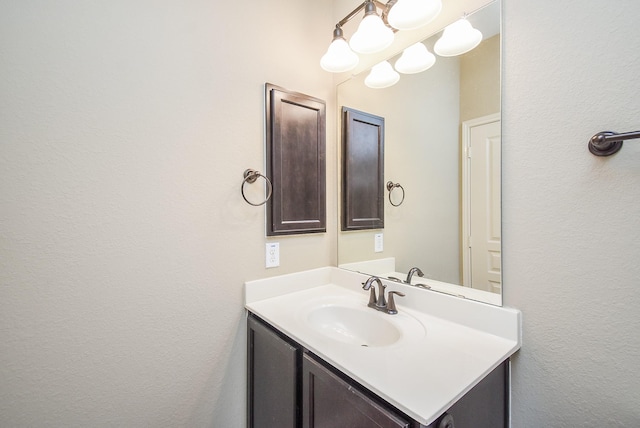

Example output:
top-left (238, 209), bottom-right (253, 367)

top-left (362, 276), bottom-right (405, 314)
top-left (362, 276), bottom-right (386, 308)
top-left (406, 267), bottom-right (424, 284)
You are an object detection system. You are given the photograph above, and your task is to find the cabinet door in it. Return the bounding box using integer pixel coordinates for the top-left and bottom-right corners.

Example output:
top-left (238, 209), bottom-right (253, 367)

top-left (302, 353), bottom-right (411, 428)
top-left (247, 315), bottom-right (299, 428)
top-left (265, 83), bottom-right (326, 236)
top-left (445, 361), bottom-right (507, 428)
top-left (341, 107), bottom-right (385, 231)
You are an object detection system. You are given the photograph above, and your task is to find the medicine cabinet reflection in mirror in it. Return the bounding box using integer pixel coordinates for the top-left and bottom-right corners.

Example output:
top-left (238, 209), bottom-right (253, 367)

top-left (342, 107), bottom-right (385, 231)
top-left (336, 0), bottom-right (502, 305)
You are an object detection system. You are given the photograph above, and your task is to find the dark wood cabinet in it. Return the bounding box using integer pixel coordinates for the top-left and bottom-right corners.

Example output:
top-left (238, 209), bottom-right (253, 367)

top-left (247, 313), bottom-right (507, 428)
top-left (443, 359), bottom-right (507, 428)
top-left (302, 353), bottom-right (411, 428)
top-left (247, 314), bottom-right (300, 428)
top-left (341, 107), bottom-right (385, 231)
top-left (265, 84), bottom-right (326, 236)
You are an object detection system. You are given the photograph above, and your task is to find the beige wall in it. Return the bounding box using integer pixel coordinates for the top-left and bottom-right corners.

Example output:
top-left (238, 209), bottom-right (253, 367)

top-left (460, 34), bottom-right (500, 122)
top-left (2, 0), bottom-right (640, 426)
top-left (0, 1), bottom-right (334, 426)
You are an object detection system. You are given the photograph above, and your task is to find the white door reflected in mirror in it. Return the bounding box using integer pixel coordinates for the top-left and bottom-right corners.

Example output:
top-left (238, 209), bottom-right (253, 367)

top-left (462, 114), bottom-right (501, 293)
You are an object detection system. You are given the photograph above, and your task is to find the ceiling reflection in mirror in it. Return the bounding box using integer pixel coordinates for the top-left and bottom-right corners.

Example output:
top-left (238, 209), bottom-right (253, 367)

top-left (337, 1), bottom-right (502, 305)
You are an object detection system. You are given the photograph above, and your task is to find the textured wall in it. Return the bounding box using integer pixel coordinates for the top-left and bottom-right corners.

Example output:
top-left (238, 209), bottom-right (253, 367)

top-left (3, 0), bottom-right (640, 426)
top-left (0, 1), bottom-right (334, 426)
top-left (502, 0), bottom-right (640, 426)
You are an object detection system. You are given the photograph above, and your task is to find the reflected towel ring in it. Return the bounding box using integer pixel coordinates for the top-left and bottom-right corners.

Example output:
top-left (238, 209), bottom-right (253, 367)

top-left (241, 169), bottom-right (273, 206)
top-left (386, 181), bottom-right (405, 207)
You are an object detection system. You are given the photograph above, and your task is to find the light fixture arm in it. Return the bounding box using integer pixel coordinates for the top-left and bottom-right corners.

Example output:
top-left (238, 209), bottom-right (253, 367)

top-left (337, 1), bottom-right (367, 28)
top-left (336, 0), bottom-right (396, 30)
top-left (378, 0), bottom-right (396, 26)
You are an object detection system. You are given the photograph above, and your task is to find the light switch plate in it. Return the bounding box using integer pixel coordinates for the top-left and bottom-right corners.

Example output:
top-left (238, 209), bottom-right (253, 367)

top-left (266, 242), bottom-right (280, 268)
top-left (374, 233), bottom-right (383, 252)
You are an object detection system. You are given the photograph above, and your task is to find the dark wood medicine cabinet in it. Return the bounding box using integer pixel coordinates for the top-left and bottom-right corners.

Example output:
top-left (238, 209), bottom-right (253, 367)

top-left (342, 107), bottom-right (385, 231)
top-left (265, 83), bottom-right (326, 236)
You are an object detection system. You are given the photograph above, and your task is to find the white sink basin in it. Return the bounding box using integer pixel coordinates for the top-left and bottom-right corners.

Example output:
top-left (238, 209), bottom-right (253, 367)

top-left (307, 305), bottom-right (402, 347)
top-left (300, 297), bottom-right (427, 348)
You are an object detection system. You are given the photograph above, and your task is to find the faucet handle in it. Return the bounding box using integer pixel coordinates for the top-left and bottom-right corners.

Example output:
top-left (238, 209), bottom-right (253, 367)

top-left (386, 291), bottom-right (405, 315)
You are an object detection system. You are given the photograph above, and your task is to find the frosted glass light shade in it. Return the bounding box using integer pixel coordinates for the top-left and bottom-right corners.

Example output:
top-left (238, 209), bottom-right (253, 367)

top-left (349, 13), bottom-right (394, 54)
top-left (394, 42), bottom-right (436, 74)
top-left (320, 37), bottom-right (359, 73)
top-left (365, 61), bottom-right (400, 88)
top-left (387, 0), bottom-right (442, 31)
top-left (434, 18), bottom-right (483, 57)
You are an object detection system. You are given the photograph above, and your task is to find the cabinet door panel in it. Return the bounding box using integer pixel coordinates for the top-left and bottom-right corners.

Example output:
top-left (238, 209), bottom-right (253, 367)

top-left (247, 315), bottom-right (299, 428)
top-left (444, 361), bottom-right (507, 428)
top-left (266, 83), bottom-right (326, 236)
top-left (302, 353), bottom-right (410, 428)
top-left (341, 107), bottom-right (385, 231)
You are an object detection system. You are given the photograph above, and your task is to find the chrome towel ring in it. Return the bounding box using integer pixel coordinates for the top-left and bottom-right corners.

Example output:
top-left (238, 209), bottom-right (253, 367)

top-left (241, 169), bottom-right (273, 206)
top-left (386, 181), bottom-right (405, 207)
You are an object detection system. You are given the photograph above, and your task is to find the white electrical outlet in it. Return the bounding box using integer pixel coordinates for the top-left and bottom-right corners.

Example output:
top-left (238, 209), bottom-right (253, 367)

top-left (266, 242), bottom-right (280, 268)
top-left (374, 233), bottom-right (383, 252)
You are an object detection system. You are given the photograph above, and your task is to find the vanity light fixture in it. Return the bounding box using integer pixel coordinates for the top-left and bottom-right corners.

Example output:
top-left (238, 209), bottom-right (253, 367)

top-left (387, 0), bottom-right (442, 31)
top-left (320, 0), bottom-right (441, 72)
top-left (433, 17), bottom-right (483, 57)
top-left (394, 42), bottom-right (436, 74)
top-left (320, 27), bottom-right (360, 72)
top-left (321, 1), bottom-right (486, 89)
top-left (349, 0), bottom-right (394, 54)
top-left (365, 60), bottom-right (400, 88)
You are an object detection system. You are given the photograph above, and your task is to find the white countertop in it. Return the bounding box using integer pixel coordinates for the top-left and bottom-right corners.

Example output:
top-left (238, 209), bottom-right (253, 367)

top-left (245, 267), bottom-right (521, 426)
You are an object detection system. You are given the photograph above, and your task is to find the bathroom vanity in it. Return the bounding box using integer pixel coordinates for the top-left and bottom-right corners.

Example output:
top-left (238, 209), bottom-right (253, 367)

top-left (245, 267), bottom-right (521, 427)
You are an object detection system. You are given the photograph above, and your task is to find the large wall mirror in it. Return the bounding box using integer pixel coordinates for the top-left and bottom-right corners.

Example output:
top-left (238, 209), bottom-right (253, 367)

top-left (337, 0), bottom-right (502, 305)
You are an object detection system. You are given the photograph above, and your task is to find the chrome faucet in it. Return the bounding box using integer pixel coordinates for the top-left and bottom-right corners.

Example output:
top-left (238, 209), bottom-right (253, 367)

top-left (405, 267), bottom-right (424, 284)
top-left (362, 276), bottom-right (405, 315)
top-left (362, 276), bottom-right (386, 309)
